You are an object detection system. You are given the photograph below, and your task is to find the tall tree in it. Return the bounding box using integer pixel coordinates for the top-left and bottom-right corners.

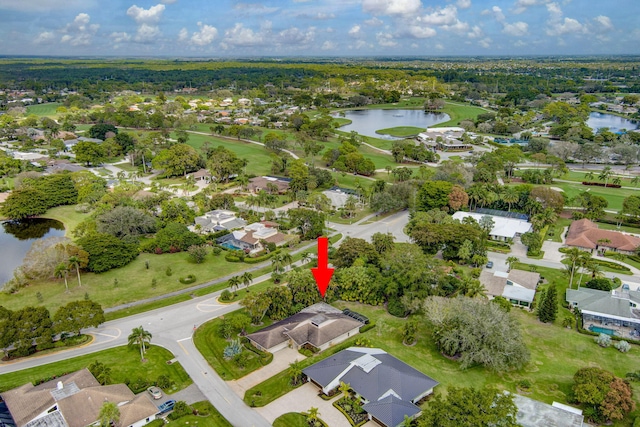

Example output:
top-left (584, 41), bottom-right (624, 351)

top-left (53, 300), bottom-right (105, 335)
top-left (128, 326), bottom-right (152, 361)
top-left (537, 284), bottom-right (558, 323)
top-left (98, 401), bottom-right (120, 427)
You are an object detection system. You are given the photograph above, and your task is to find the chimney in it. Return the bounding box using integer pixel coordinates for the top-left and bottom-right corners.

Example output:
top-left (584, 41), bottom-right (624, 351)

top-left (57, 381), bottom-right (63, 390)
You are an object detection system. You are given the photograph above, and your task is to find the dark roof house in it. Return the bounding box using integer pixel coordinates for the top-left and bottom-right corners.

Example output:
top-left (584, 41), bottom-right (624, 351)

top-left (303, 347), bottom-right (439, 427)
top-left (246, 302), bottom-right (363, 353)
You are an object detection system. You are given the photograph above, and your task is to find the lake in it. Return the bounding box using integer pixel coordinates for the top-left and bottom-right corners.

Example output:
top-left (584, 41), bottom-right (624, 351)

top-left (0, 218), bottom-right (65, 287)
top-left (587, 112), bottom-right (638, 133)
top-left (334, 109), bottom-right (450, 139)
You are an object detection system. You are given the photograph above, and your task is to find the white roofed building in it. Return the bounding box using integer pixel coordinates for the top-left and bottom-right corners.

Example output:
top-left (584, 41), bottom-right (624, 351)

top-left (452, 211), bottom-right (532, 241)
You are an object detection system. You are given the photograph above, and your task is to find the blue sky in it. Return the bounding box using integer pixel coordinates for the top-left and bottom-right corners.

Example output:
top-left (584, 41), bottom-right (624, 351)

top-left (0, 0), bottom-right (637, 56)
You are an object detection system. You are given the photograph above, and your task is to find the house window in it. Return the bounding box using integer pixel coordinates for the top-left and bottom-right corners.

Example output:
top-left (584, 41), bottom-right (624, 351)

top-left (146, 418), bottom-right (150, 422)
top-left (506, 280), bottom-right (513, 286)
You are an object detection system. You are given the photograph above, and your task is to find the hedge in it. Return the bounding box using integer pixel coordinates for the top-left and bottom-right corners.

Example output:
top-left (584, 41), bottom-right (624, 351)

top-left (582, 181), bottom-right (622, 188)
top-left (359, 323), bottom-right (376, 333)
top-left (242, 338), bottom-right (274, 366)
top-left (179, 274), bottom-right (197, 284)
top-left (591, 258), bottom-right (631, 272)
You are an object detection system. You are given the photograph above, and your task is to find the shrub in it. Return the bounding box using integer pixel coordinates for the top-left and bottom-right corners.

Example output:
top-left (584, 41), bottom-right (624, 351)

top-left (220, 289), bottom-right (232, 302)
top-left (212, 246), bottom-right (222, 256)
top-left (167, 401), bottom-right (191, 420)
top-left (165, 266), bottom-right (173, 276)
top-left (128, 377), bottom-right (149, 393)
top-left (225, 254), bottom-right (241, 262)
top-left (518, 379), bottom-right (532, 390)
top-left (156, 374), bottom-right (172, 389)
top-left (234, 352), bottom-right (248, 368)
top-left (585, 278), bottom-right (614, 291)
top-left (359, 322), bottom-right (376, 333)
top-left (179, 274), bottom-right (196, 284)
top-left (615, 340), bottom-right (631, 353)
top-left (223, 339), bottom-right (243, 359)
top-left (595, 333), bottom-right (612, 348)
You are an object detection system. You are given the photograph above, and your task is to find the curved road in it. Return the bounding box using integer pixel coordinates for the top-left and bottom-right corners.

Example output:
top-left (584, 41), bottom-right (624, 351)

top-left (0, 211), bottom-right (412, 427)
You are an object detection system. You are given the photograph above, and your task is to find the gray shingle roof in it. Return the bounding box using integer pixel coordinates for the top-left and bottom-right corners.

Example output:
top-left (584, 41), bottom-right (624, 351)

top-left (566, 287), bottom-right (640, 320)
top-left (362, 395), bottom-right (420, 427)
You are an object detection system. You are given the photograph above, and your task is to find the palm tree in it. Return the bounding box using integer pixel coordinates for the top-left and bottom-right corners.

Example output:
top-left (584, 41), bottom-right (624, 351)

top-left (502, 186), bottom-right (519, 212)
top-left (54, 262), bottom-right (70, 293)
top-left (306, 407), bottom-right (320, 424)
top-left (241, 271), bottom-right (253, 290)
top-left (128, 326), bottom-right (152, 362)
top-left (228, 276), bottom-right (241, 296)
top-left (632, 176), bottom-right (640, 187)
top-left (68, 255), bottom-right (82, 288)
top-left (271, 253), bottom-right (285, 275)
top-left (585, 258), bottom-right (604, 279)
top-left (301, 251), bottom-right (311, 264)
top-left (585, 171), bottom-right (595, 181)
top-left (99, 401), bottom-right (120, 427)
top-left (598, 166), bottom-right (613, 187)
top-left (562, 248), bottom-right (587, 289)
top-left (290, 360), bottom-right (303, 386)
top-left (339, 381), bottom-right (351, 399)
top-left (282, 252), bottom-right (293, 271)
top-left (506, 256), bottom-right (519, 272)
top-left (612, 177), bottom-right (622, 186)
top-left (576, 252), bottom-right (592, 287)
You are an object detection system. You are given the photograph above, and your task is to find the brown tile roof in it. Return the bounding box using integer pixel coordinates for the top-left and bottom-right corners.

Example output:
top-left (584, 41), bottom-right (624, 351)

top-left (248, 177), bottom-right (290, 193)
top-left (262, 232), bottom-right (287, 244)
top-left (566, 218), bottom-right (640, 251)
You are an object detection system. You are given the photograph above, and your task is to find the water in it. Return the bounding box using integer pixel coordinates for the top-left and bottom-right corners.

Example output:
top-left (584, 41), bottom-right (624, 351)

top-left (220, 241), bottom-right (242, 251)
top-left (589, 325), bottom-right (618, 336)
top-left (0, 218), bottom-right (65, 286)
top-left (586, 112), bottom-right (638, 133)
top-left (334, 109), bottom-right (450, 139)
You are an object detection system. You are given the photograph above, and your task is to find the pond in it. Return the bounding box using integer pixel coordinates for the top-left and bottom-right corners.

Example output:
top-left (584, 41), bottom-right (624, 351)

top-left (587, 112), bottom-right (638, 133)
top-left (0, 218), bottom-right (65, 287)
top-left (334, 109), bottom-right (450, 139)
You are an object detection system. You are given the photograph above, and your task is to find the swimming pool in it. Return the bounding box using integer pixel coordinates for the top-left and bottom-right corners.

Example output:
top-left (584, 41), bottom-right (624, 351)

top-left (589, 325), bottom-right (617, 336)
top-left (220, 242), bottom-right (242, 251)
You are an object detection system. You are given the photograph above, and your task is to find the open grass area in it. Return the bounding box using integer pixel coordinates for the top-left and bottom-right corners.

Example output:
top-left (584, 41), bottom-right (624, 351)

top-left (0, 345), bottom-right (192, 393)
top-left (26, 103), bottom-right (63, 117)
top-left (0, 251), bottom-right (254, 314)
top-left (41, 205), bottom-right (91, 237)
top-left (165, 401), bottom-right (232, 427)
top-left (366, 97), bottom-right (428, 109)
top-left (434, 102), bottom-right (487, 127)
top-left (194, 310), bottom-right (275, 380)
top-left (549, 182), bottom-right (637, 212)
top-left (273, 413), bottom-right (311, 427)
top-left (595, 220), bottom-right (640, 235)
top-left (548, 217), bottom-right (572, 243)
top-left (376, 126), bottom-right (424, 137)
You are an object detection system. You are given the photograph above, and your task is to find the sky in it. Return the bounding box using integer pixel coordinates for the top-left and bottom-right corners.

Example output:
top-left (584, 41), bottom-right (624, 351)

top-left (0, 0), bottom-right (637, 57)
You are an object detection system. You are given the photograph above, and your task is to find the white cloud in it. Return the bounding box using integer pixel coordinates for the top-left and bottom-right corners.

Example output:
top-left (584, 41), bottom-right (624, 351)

top-left (34, 31), bottom-right (55, 44)
top-left (545, 3), bottom-right (583, 36)
top-left (0, 0), bottom-right (96, 11)
top-left (190, 22), bottom-right (218, 46)
top-left (126, 4), bottom-right (165, 24)
top-left (457, 0), bottom-right (471, 9)
top-left (503, 21), bottom-right (528, 36)
top-left (363, 0), bottom-right (421, 16)
top-left (592, 15), bottom-right (613, 32)
top-left (321, 41), bottom-right (336, 50)
top-left (364, 17), bottom-right (384, 26)
top-left (435, 43), bottom-right (444, 50)
top-left (60, 13), bottom-right (99, 46)
top-left (408, 25), bottom-right (437, 38)
top-left (443, 20), bottom-right (469, 34)
top-left (479, 37), bottom-right (491, 48)
top-left (221, 23), bottom-right (266, 48)
top-left (513, 0), bottom-right (549, 14)
top-left (277, 27), bottom-right (315, 46)
top-left (177, 28), bottom-right (188, 42)
top-left (491, 6), bottom-right (505, 22)
top-left (233, 3), bottom-right (279, 14)
top-left (376, 32), bottom-right (397, 46)
top-left (349, 25), bottom-right (363, 37)
top-left (109, 31), bottom-right (131, 43)
top-left (419, 5), bottom-right (458, 26)
top-left (134, 23), bottom-right (161, 43)
top-left (467, 25), bottom-right (483, 38)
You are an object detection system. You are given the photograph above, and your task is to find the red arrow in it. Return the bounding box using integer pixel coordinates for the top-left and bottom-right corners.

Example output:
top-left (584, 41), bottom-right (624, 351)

top-left (311, 236), bottom-right (334, 298)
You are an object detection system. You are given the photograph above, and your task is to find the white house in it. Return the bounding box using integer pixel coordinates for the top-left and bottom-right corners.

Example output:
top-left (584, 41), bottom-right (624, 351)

top-left (452, 211), bottom-right (532, 241)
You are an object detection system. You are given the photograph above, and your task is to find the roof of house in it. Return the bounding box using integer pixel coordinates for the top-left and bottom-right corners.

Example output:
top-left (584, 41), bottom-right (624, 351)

top-left (566, 287), bottom-right (640, 320)
top-left (248, 176), bottom-right (290, 192)
top-left (189, 168), bottom-right (211, 178)
top-left (451, 212), bottom-right (532, 239)
top-left (1, 369), bottom-right (157, 427)
top-left (303, 347), bottom-right (438, 427)
top-left (23, 410), bottom-right (67, 427)
top-left (514, 394), bottom-right (583, 427)
top-left (480, 269), bottom-right (540, 301)
top-left (362, 395), bottom-right (420, 427)
top-left (246, 302), bottom-right (362, 351)
top-left (566, 218), bottom-right (640, 251)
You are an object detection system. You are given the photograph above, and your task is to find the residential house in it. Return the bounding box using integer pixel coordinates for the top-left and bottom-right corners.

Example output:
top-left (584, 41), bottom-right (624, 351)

top-left (566, 286), bottom-right (640, 338)
top-left (565, 218), bottom-right (640, 254)
top-left (514, 394), bottom-right (584, 427)
top-left (480, 269), bottom-right (540, 308)
top-left (451, 211), bottom-right (532, 242)
top-left (417, 127), bottom-right (470, 152)
top-left (247, 302), bottom-right (363, 353)
top-left (216, 222), bottom-right (288, 253)
top-left (187, 168), bottom-right (212, 182)
top-left (302, 347), bottom-right (439, 427)
top-left (63, 136), bottom-right (103, 150)
top-left (1, 369), bottom-right (158, 427)
top-left (248, 176), bottom-right (290, 194)
top-left (193, 209), bottom-right (246, 233)
top-left (322, 187), bottom-right (359, 209)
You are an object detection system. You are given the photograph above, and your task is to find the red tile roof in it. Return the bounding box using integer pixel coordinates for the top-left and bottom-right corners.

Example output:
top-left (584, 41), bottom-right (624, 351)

top-left (566, 218), bottom-right (640, 251)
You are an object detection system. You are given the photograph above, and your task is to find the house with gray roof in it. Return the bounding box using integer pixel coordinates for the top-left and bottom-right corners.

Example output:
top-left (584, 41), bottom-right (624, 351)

top-left (513, 394), bottom-right (583, 427)
top-left (246, 302), bottom-right (363, 353)
top-left (480, 269), bottom-right (540, 308)
top-left (1, 368), bottom-right (158, 427)
top-left (302, 347), bottom-right (438, 427)
top-left (566, 286), bottom-right (640, 337)
top-left (193, 209), bottom-right (246, 233)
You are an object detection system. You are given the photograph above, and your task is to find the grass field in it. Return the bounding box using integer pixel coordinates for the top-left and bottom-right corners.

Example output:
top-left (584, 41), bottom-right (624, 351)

top-left (273, 413), bottom-right (313, 427)
top-left (434, 102), bottom-right (487, 127)
top-left (376, 126), bottom-right (424, 137)
top-left (41, 205), bottom-right (91, 237)
top-left (0, 345), bottom-right (192, 393)
top-left (166, 401), bottom-right (233, 427)
top-left (26, 103), bottom-right (63, 117)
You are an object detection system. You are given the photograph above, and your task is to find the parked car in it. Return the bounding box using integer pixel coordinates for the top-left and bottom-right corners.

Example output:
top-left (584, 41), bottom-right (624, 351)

top-left (157, 399), bottom-right (176, 414)
top-left (147, 386), bottom-right (162, 400)
top-left (486, 261), bottom-right (494, 269)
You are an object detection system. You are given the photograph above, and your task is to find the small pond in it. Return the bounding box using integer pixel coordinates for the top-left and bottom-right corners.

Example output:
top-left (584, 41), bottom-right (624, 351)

top-left (587, 112), bottom-right (638, 133)
top-left (334, 109), bottom-right (450, 139)
top-left (0, 218), bottom-right (65, 287)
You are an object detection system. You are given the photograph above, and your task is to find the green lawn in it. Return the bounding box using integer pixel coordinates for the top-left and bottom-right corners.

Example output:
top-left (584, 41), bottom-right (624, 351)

top-left (548, 182), bottom-right (637, 212)
top-left (194, 310), bottom-right (275, 380)
top-left (548, 217), bottom-right (572, 243)
top-left (166, 401), bottom-right (232, 427)
top-left (0, 251), bottom-right (255, 314)
top-left (273, 413), bottom-right (312, 427)
top-left (434, 102), bottom-right (487, 127)
top-left (0, 345), bottom-right (192, 393)
top-left (376, 126), bottom-right (424, 137)
top-left (26, 103), bottom-right (63, 117)
top-left (596, 220), bottom-right (640, 235)
top-left (41, 205), bottom-right (91, 237)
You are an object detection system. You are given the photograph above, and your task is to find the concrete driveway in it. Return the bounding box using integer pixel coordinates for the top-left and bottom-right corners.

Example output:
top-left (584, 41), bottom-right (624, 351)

top-left (256, 382), bottom-right (351, 427)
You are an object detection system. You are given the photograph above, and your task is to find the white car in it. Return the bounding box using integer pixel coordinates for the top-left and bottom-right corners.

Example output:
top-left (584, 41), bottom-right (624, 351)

top-left (147, 386), bottom-right (163, 400)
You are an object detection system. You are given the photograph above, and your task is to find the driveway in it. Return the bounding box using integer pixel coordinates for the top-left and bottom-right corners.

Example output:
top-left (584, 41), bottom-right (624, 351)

top-left (227, 347), bottom-right (306, 398)
top-left (255, 382), bottom-right (351, 427)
